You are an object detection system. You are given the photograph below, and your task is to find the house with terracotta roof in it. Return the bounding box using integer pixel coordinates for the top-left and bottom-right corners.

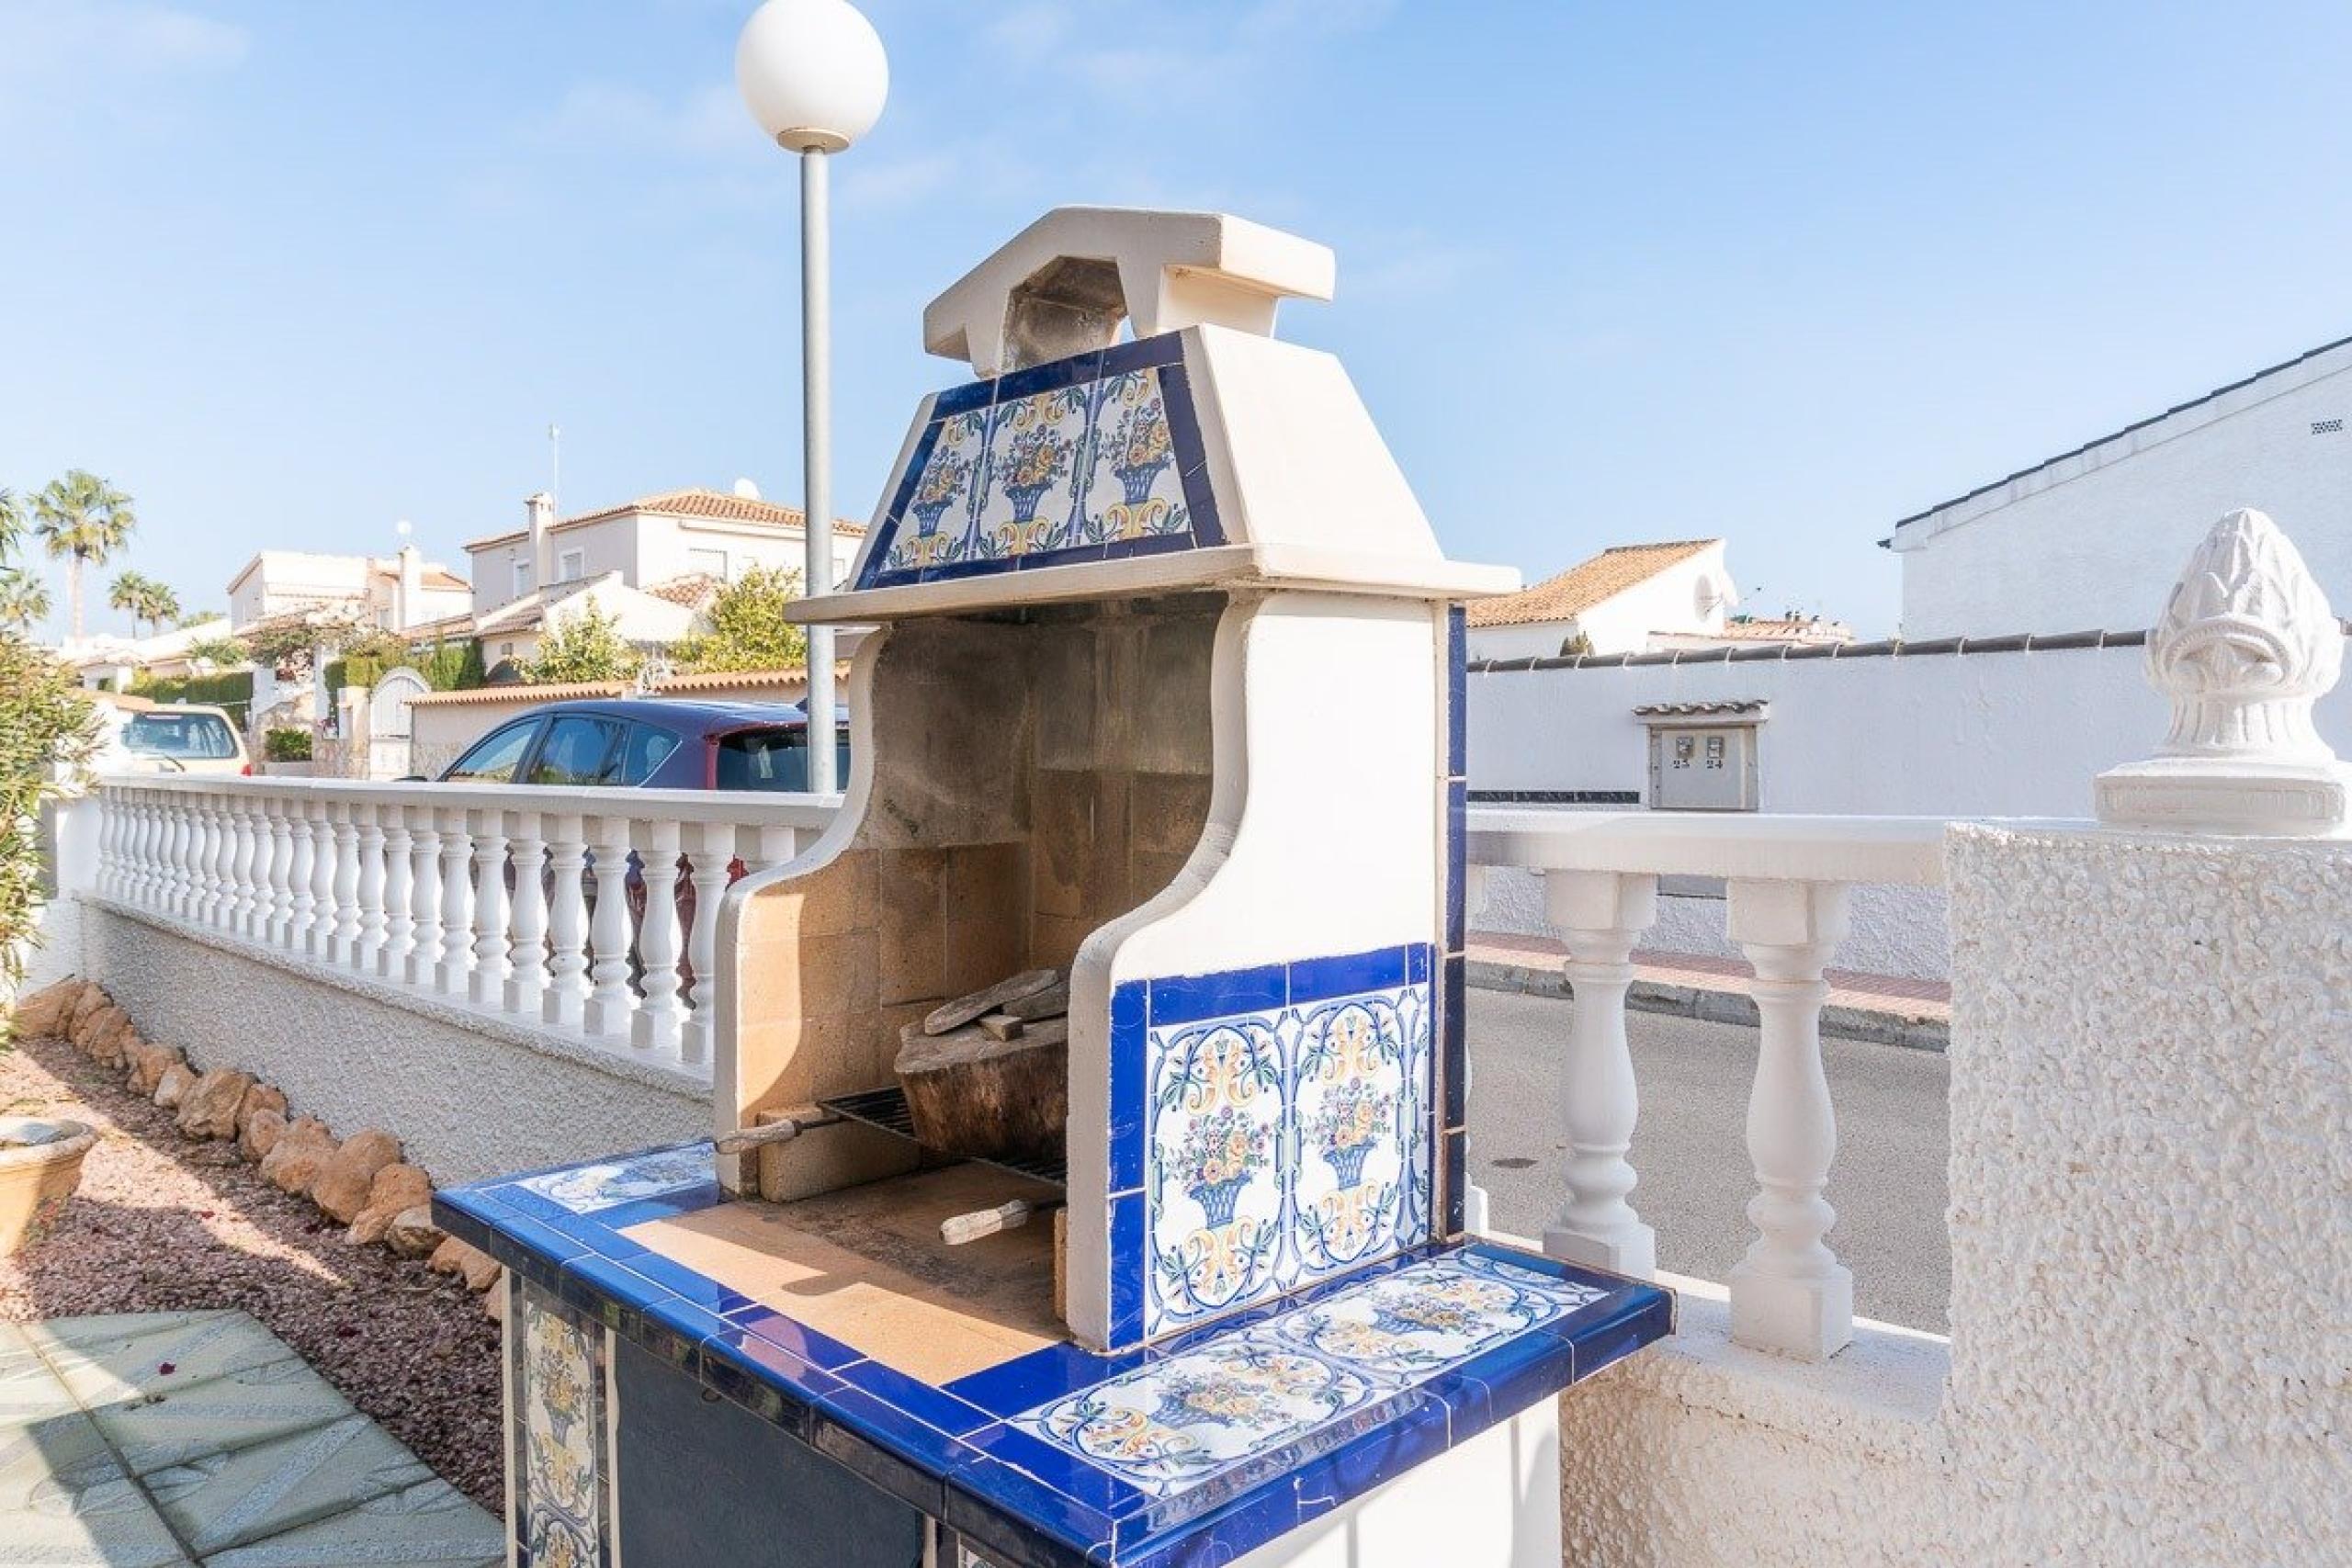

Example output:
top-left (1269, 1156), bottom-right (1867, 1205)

top-left (1465, 539), bottom-right (1743, 660)
top-left (224, 546), bottom-right (470, 636)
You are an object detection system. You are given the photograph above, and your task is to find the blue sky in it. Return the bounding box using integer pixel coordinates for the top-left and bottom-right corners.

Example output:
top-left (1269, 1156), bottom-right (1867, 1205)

top-left (8, 0), bottom-right (2352, 639)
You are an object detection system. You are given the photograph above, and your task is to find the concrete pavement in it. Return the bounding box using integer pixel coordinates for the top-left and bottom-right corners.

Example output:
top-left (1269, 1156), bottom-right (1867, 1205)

top-left (1466, 986), bottom-right (1952, 1334)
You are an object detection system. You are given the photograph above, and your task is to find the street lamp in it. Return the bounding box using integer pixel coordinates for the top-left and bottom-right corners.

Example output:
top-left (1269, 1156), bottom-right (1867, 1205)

top-left (735, 0), bottom-right (888, 795)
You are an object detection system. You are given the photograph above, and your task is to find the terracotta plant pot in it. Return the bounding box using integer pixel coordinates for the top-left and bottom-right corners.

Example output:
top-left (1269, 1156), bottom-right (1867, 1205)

top-left (0, 1118), bottom-right (96, 1255)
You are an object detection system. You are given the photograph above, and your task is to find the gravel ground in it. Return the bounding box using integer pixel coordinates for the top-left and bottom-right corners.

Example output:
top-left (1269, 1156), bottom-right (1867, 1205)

top-left (0, 1029), bottom-right (504, 1510)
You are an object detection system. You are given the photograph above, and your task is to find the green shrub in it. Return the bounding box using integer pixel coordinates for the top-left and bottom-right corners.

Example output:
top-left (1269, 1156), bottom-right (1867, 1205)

top-left (523, 608), bottom-right (642, 684)
top-left (0, 636), bottom-right (98, 988)
top-left (263, 728), bottom-right (313, 762)
top-left (416, 638), bottom-right (485, 692)
top-left (671, 566), bottom-right (808, 675)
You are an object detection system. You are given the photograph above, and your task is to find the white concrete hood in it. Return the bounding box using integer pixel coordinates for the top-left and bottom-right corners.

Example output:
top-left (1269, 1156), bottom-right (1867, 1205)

top-left (792, 208), bottom-right (1518, 626)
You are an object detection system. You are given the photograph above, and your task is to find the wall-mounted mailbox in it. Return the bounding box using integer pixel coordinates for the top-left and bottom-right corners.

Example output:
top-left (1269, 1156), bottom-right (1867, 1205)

top-left (1640, 699), bottom-right (1765, 811)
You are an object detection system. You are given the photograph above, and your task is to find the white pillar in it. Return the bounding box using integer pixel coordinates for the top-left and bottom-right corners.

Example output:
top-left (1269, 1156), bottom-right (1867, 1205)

top-left (284, 799), bottom-right (316, 945)
top-left (406, 814), bottom-right (444, 988)
top-left (354, 802), bottom-right (388, 970)
top-left (263, 798), bottom-right (295, 945)
top-left (468, 809), bottom-right (513, 1008)
top-left (679, 821), bottom-right (736, 1066)
top-left (1725, 877), bottom-right (1853, 1361)
top-left (305, 802), bottom-right (339, 960)
top-left (582, 815), bottom-right (636, 1038)
top-left (504, 812), bottom-right (551, 1018)
top-left (630, 818), bottom-right (685, 1055)
top-left (378, 814), bottom-right (414, 979)
top-left (328, 802), bottom-right (362, 964)
top-left (435, 807), bottom-right (474, 996)
top-left (1542, 869), bottom-right (1659, 1277)
top-left (228, 796), bottom-right (261, 937)
top-left (541, 813), bottom-right (591, 1032)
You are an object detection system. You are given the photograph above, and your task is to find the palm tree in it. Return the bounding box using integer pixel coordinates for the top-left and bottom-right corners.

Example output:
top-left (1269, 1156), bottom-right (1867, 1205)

top-left (0, 570), bottom-right (51, 635)
top-left (0, 490), bottom-right (20, 562)
top-left (141, 580), bottom-right (181, 636)
top-left (31, 471), bottom-right (136, 641)
top-left (108, 570), bottom-right (154, 637)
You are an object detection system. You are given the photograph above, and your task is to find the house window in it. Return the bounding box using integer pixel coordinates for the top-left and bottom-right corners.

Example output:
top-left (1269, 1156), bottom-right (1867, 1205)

top-left (558, 548), bottom-right (584, 583)
top-left (688, 547), bottom-right (729, 581)
top-left (512, 558), bottom-right (534, 597)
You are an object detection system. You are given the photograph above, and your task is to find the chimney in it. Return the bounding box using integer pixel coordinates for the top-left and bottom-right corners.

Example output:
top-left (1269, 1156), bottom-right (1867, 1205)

top-left (526, 491), bottom-right (556, 597)
top-left (396, 544), bottom-right (422, 630)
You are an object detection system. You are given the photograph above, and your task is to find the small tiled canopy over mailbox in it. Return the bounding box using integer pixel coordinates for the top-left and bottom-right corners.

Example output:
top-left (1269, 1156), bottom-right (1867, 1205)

top-left (440, 208), bottom-right (1673, 1568)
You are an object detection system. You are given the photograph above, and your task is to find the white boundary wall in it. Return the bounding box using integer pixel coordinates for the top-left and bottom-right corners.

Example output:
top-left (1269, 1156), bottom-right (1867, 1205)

top-left (1466, 632), bottom-right (2352, 978)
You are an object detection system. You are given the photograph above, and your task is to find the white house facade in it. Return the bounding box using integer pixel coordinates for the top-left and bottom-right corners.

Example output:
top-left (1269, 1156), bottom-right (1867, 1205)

top-left (1466, 539), bottom-right (1758, 660)
top-left (225, 546), bottom-right (470, 635)
top-left (1886, 333), bottom-right (2352, 637)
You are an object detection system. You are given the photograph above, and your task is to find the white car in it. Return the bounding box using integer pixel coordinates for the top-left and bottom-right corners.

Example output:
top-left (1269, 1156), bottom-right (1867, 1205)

top-left (110, 704), bottom-right (252, 777)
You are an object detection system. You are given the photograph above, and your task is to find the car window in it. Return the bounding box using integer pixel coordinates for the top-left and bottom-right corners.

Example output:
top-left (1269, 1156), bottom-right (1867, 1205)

top-left (123, 713), bottom-right (238, 760)
top-left (715, 728), bottom-right (808, 792)
top-left (444, 720), bottom-right (539, 784)
top-left (527, 716), bottom-right (624, 786)
top-left (616, 724), bottom-right (683, 786)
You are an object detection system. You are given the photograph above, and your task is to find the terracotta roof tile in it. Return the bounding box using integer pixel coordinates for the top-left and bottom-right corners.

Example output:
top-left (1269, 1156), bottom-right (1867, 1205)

top-left (464, 489), bottom-right (868, 551)
top-left (1465, 540), bottom-right (1718, 629)
top-left (646, 572), bottom-right (725, 609)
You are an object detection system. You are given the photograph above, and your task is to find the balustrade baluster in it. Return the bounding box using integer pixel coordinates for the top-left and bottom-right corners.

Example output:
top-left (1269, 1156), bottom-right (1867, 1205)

top-left (503, 812), bottom-right (551, 1018)
top-left (406, 814), bottom-right (444, 987)
top-left (329, 803), bottom-right (362, 963)
top-left (679, 822), bottom-right (737, 1066)
top-left (1543, 869), bottom-right (1660, 1277)
top-left (467, 809), bottom-right (513, 1007)
top-left (305, 802), bottom-right (338, 959)
top-left (379, 813), bottom-right (415, 979)
top-left (264, 798), bottom-right (295, 944)
top-left (284, 799), bottom-right (316, 942)
top-left (232, 797), bottom-right (264, 937)
top-left (171, 795), bottom-right (198, 919)
top-left (541, 813), bottom-right (591, 1030)
top-left (96, 792), bottom-right (119, 898)
top-left (355, 802), bottom-right (388, 970)
top-left (193, 798), bottom-right (222, 925)
top-left (582, 815), bottom-right (637, 1037)
top-left (1725, 878), bottom-right (1853, 1362)
top-left (630, 819), bottom-right (686, 1055)
top-left (435, 807), bottom-right (476, 996)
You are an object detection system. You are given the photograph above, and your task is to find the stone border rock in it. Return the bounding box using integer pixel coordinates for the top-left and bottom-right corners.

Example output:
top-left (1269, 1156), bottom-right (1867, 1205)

top-left (9, 977), bottom-right (506, 1318)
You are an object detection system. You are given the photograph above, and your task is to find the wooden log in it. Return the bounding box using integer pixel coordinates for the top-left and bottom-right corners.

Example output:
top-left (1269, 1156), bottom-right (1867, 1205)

top-left (978, 1013), bottom-right (1024, 1042)
top-left (1000, 980), bottom-right (1070, 1021)
top-left (923, 969), bottom-right (1059, 1036)
top-left (896, 1015), bottom-right (1069, 1163)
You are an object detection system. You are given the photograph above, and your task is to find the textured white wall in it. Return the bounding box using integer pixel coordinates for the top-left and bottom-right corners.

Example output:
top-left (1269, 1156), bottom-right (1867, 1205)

top-left (1891, 351), bottom-right (2352, 638)
top-left (76, 900), bottom-right (708, 1183)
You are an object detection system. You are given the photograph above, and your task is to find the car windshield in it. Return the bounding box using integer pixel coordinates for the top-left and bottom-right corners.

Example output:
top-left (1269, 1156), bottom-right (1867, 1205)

top-left (122, 713), bottom-right (238, 760)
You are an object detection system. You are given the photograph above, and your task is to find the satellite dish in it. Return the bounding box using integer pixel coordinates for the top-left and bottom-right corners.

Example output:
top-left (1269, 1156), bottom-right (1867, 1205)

top-left (394, 519), bottom-right (413, 538)
top-left (732, 478), bottom-right (762, 501)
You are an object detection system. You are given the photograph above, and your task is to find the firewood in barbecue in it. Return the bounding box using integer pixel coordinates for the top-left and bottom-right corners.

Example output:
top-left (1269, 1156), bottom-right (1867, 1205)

top-left (939, 1196), bottom-right (1064, 1247)
top-left (999, 980), bottom-right (1069, 1022)
top-left (922, 968), bottom-right (1059, 1036)
top-left (977, 1013), bottom-right (1024, 1042)
top-left (895, 1015), bottom-right (1069, 1163)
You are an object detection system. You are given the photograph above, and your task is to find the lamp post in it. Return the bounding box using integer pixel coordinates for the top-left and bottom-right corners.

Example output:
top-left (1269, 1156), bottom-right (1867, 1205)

top-left (736, 0), bottom-right (888, 796)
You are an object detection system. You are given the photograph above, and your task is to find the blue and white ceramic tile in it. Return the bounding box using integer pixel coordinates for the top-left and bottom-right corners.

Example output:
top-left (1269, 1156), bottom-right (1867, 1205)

top-left (1267, 1250), bottom-right (1604, 1379)
top-left (860, 342), bottom-right (1216, 589)
top-left (516, 1146), bottom-right (709, 1215)
top-left (880, 405), bottom-right (989, 578)
top-left (513, 1281), bottom-right (609, 1567)
top-left (971, 386), bottom-right (1090, 560)
top-left (1147, 1016), bottom-right (1286, 1330)
top-left (1141, 949), bottom-right (1436, 1339)
top-left (1011, 1340), bottom-right (1383, 1497)
top-left (1075, 369), bottom-right (1191, 548)
top-left (1014, 1250), bottom-right (1605, 1499)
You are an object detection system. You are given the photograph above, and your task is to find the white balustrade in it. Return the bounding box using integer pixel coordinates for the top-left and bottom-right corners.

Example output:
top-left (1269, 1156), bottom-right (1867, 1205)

top-left (79, 774), bottom-right (838, 1081)
top-left (1468, 807), bottom-right (1951, 1362)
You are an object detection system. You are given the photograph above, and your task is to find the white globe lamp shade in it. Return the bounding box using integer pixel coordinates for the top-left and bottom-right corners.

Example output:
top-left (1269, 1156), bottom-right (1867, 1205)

top-left (735, 0), bottom-right (889, 153)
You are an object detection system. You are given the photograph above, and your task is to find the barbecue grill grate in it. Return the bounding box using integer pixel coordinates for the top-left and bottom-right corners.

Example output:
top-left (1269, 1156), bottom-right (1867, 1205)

top-left (818, 1085), bottom-right (1069, 1188)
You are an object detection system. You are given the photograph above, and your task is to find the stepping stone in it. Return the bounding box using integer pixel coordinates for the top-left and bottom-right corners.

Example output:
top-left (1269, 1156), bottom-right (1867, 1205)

top-left (144, 1412), bottom-right (436, 1558)
top-left (0, 1325), bottom-right (82, 1427)
top-left (91, 1354), bottom-right (351, 1477)
top-left (200, 1479), bottom-right (503, 1567)
top-left (0, 1406), bottom-right (190, 1567)
top-left (26, 1311), bottom-right (290, 1411)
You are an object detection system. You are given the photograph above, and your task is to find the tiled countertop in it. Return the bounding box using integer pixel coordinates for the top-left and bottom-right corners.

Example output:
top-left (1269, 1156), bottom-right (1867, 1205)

top-left (437, 1145), bottom-right (1672, 1568)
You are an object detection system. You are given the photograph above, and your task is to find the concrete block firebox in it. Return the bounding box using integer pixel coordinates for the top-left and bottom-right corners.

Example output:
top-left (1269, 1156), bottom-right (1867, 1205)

top-left (439, 208), bottom-right (1673, 1568)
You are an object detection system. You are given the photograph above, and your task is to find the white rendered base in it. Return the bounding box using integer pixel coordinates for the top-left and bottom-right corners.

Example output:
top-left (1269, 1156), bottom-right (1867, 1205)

top-left (1226, 1401), bottom-right (1561, 1568)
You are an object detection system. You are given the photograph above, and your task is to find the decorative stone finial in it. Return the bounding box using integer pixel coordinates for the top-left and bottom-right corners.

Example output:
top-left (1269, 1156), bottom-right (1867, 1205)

top-left (2096, 508), bottom-right (2348, 834)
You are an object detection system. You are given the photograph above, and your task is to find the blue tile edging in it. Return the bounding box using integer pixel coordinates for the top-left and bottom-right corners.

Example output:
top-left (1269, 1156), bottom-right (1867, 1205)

top-left (437, 1143), bottom-right (1673, 1568)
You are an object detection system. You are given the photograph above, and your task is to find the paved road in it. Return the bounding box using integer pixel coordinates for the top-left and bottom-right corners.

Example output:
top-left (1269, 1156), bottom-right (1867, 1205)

top-left (1466, 986), bottom-right (1951, 1334)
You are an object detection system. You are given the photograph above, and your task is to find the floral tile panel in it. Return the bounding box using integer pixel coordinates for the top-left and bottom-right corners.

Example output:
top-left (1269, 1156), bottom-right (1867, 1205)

top-left (516, 1146), bottom-right (712, 1216)
top-left (513, 1281), bottom-right (610, 1568)
top-left (862, 334), bottom-right (1217, 589)
top-left (1137, 946), bottom-right (1435, 1341)
top-left (1011, 1250), bottom-right (1605, 1498)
